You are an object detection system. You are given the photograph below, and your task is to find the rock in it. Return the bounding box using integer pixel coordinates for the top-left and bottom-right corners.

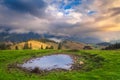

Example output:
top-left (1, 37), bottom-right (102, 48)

top-left (79, 61), bottom-right (84, 65)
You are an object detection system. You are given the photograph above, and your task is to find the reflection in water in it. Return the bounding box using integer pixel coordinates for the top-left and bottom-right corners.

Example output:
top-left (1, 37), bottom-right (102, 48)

top-left (21, 54), bottom-right (73, 71)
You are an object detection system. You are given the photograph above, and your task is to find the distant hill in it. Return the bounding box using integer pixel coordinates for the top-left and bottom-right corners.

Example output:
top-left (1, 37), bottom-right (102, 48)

top-left (0, 28), bottom-right (102, 44)
top-left (110, 40), bottom-right (120, 44)
top-left (0, 26), bottom-right (104, 45)
top-left (96, 42), bottom-right (111, 46)
top-left (61, 41), bottom-right (86, 50)
top-left (0, 32), bottom-right (41, 42)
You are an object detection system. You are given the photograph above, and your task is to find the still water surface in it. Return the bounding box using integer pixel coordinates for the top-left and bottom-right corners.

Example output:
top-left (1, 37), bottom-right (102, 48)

top-left (21, 54), bottom-right (73, 70)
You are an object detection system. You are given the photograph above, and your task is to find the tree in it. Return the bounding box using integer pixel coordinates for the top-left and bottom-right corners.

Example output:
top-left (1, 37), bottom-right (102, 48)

top-left (0, 43), bottom-right (6, 50)
top-left (45, 46), bottom-right (49, 49)
top-left (29, 43), bottom-right (32, 49)
top-left (41, 45), bottom-right (43, 49)
top-left (58, 42), bottom-right (62, 50)
top-left (0, 42), bottom-right (11, 50)
top-left (15, 46), bottom-right (18, 50)
top-left (49, 46), bottom-right (54, 49)
top-left (23, 42), bottom-right (29, 49)
top-left (104, 43), bottom-right (120, 50)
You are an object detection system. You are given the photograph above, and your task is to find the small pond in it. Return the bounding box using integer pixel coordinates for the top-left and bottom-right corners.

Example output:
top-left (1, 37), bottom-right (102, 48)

top-left (21, 54), bottom-right (73, 71)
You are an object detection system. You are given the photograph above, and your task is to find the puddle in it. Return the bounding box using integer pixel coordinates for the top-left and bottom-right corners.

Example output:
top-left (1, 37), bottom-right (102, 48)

top-left (10, 53), bottom-right (105, 73)
top-left (21, 54), bottom-right (73, 71)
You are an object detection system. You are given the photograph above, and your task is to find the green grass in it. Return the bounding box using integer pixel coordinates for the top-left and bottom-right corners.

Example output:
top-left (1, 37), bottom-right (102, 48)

top-left (0, 50), bottom-right (120, 80)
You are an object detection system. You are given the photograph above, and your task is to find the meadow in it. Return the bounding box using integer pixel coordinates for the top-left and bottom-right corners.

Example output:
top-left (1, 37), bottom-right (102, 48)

top-left (0, 50), bottom-right (120, 80)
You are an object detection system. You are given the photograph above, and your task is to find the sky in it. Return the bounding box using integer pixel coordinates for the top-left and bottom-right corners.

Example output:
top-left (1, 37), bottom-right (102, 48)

top-left (0, 0), bottom-right (120, 42)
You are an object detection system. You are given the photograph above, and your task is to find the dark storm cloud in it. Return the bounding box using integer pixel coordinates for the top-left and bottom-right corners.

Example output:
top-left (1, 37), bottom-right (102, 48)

top-left (1, 0), bottom-right (47, 17)
top-left (95, 7), bottom-right (120, 22)
top-left (49, 21), bottom-right (100, 37)
top-left (109, 7), bottom-right (120, 17)
top-left (0, 0), bottom-right (120, 42)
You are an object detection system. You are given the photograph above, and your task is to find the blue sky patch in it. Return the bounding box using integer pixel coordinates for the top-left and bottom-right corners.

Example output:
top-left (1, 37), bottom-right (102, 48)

top-left (88, 11), bottom-right (97, 15)
top-left (59, 0), bottom-right (82, 10)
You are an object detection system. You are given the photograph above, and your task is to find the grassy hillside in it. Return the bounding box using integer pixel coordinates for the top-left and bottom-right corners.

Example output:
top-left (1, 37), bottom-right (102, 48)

top-left (10, 40), bottom-right (55, 50)
top-left (0, 50), bottom-right (120, 80)
top-left (10, 40), bottom-right (88, 50)
top-left (62, 41), bottom-right (86, 50)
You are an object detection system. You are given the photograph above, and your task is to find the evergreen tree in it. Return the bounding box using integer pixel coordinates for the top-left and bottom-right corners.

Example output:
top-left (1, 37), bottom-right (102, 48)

top-left (49, 46), bottom-right (54, 49)
top-left (0, 43), bottom-right (6, 50)
top-left (58, 42), bottom-right (62, 50)
top-left (23, 42), bottom-right (29, 49)
top-left (41, 45), bottom-right (43, 49)
top-left (45, 46), bottom-right (49, 49)
top-left (0, 43), bottom-right (11, 50)
top-left (104, 43), bottom-right (120, 50)
top-left (15, 46), bottom-right (18, 50)
top-left (29, 43), bottom-right (32, 49)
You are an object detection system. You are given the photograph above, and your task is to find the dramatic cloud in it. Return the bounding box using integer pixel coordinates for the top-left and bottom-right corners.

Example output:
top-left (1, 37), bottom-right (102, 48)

top-left (1, 0), bottom-right (47, 17)
top-left (0, 0), bottom-right (120, 42)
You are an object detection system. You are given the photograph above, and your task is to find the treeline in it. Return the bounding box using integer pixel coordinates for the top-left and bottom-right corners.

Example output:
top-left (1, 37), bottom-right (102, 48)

top-left (103, 43), bottom-right (120, 50)
top-left (0, 42), bottom-right (55, 50)
top-left (0, 42), bottom-right (12, 50)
